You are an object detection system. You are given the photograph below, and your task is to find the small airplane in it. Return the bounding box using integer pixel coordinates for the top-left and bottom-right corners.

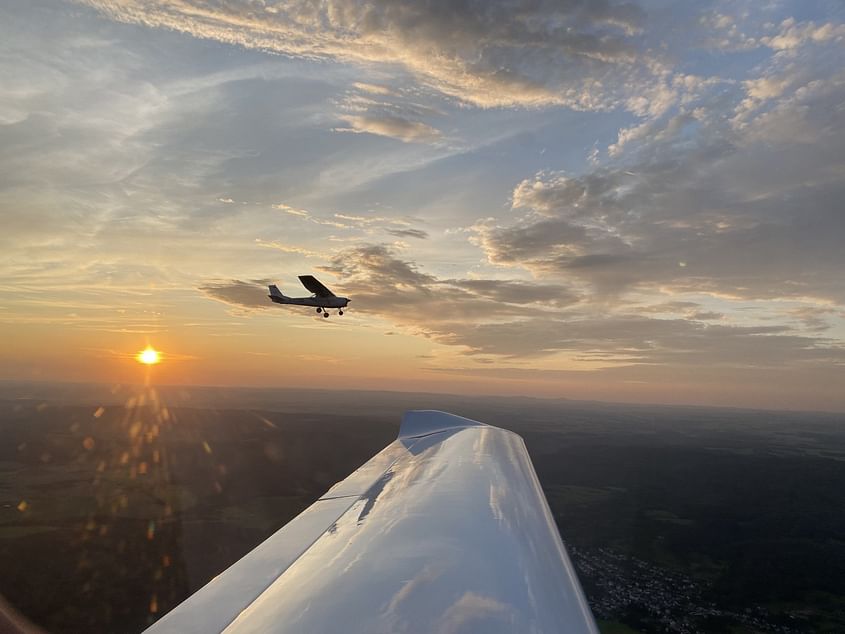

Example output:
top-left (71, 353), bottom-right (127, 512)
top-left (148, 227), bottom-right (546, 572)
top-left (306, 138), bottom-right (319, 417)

top-left (268, 275), bottom-right (350, 318)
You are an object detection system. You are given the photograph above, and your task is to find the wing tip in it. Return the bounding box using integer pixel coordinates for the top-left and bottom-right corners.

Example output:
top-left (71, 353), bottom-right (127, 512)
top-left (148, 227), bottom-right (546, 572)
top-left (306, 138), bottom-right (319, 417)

top-left (398, 410), bottom-right (486, 439)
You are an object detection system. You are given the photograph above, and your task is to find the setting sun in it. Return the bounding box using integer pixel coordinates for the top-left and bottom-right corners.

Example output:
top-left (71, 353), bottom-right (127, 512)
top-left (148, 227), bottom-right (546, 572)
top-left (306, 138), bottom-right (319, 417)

top-left (136, 346), bottom-right (161, 365)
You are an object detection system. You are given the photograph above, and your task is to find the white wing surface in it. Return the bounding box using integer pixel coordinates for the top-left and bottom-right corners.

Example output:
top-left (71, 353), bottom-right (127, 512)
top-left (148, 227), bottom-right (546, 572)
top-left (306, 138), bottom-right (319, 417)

top-left (145, 410), bottom-right (598, 634)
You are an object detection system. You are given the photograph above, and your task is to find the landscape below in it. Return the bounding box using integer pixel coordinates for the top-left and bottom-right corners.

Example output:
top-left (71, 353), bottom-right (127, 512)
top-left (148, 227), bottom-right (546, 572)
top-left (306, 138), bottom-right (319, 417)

top-left (1, 382), bottom-right (843, 633)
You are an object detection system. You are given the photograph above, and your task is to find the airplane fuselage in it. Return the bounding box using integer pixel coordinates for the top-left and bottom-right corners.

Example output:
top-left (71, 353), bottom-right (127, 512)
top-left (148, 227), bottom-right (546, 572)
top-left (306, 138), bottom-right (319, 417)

top-left (269, 295), bottom-right (349, 309)
top-left (267, 279), bottom-right (349, 317)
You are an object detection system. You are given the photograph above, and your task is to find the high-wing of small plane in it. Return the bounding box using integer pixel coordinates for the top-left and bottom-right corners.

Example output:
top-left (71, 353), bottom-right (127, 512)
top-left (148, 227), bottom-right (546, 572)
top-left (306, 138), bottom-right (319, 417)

top-left (268, 275), bottom-right (350, 318)
top-left (145, 410), bottom-right (598, 634)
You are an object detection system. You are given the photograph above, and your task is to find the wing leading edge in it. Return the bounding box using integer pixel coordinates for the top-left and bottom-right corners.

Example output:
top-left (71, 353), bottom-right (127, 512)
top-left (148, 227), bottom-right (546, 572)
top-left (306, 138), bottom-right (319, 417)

top-left (145, 411), bottom-right (598, 634)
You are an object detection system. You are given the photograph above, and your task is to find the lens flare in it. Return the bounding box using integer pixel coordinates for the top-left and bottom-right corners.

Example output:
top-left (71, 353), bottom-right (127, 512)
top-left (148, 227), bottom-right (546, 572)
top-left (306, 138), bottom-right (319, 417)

top-left (137, 346), bottom-right (161, 365)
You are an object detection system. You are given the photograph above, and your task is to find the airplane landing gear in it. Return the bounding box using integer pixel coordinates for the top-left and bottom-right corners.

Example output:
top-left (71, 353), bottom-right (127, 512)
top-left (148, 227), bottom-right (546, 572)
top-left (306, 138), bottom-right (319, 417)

top-left (338, 310), bottom-right (344, 316)
top-left (323, 311), bottom-right (329, 318)
top-left (316, 307), bottom-right (323, 313)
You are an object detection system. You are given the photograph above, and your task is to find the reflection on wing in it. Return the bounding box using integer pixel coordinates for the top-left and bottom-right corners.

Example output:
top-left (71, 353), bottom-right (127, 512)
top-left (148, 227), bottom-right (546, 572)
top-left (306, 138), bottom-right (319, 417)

top-left (298, 275), bottom-right (335, 297)
top-left (145, 411), bottom-right (598, 634)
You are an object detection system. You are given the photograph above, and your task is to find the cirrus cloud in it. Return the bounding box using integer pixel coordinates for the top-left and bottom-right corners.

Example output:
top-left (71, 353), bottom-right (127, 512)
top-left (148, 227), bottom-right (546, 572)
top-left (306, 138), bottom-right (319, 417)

top-left (78, 0), bottom-right (653, 109)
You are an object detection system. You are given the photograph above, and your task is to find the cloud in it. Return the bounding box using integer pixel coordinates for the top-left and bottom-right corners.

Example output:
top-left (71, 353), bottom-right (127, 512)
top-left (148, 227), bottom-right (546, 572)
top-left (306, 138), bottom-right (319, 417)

top-left (306, 243), bottom-right (845, 394)
top-left (696, 10), bottom-right (758, 51)
top-left (761, 18), bottom-right (845, 51)
top-left (5, 2), bottom-right (845, 408)
top-left (691, 311), bottom-right (722, 321)
top-left (432, 315), bottom-right (845, 365)
top-left (318, 244), bottom-right (580, 323)
top-left (787, 306), bottom-right (839, 332)
top-left (78, 0), bottom-right (653, 109)
top-left (334, 84), bottom-right (445, 145)
top-left (335, 114), bottom-right (441, 143)
top-left (352, 82), bottom-right (394, 96)
top-left (473, 27), bottom-right (845, 304)
top-left (447, 278), bottom-right (576, 307)
top-left (438, 17), bottom-right (845, 393)
top-left (272, 203), bottom-right (310, 217)
top-left (199, 280), bottom-right (270, 311)
top-left (386, 228), bottom-right (428, 240)
top-left (255, 239), bottom-right (319, 257)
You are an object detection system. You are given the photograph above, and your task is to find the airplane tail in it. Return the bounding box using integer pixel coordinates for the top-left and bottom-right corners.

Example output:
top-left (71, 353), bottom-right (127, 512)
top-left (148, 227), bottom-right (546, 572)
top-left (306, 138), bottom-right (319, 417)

top-left (268, 284), bottom-right (287, 299)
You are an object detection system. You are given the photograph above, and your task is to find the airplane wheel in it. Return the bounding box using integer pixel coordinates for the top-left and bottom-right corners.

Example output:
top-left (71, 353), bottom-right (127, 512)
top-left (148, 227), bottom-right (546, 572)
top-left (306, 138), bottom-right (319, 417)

top-left (316, 307), bottom-right (322, 313)
top-left (338, 310), bottom-right (344, 316)
top-left (323, 312), bottom-right (329, 318)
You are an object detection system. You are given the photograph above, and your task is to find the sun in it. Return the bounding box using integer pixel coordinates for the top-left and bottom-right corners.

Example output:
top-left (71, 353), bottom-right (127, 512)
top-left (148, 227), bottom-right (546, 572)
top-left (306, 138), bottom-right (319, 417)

top-left (136, 346), bottom-right (161, 365)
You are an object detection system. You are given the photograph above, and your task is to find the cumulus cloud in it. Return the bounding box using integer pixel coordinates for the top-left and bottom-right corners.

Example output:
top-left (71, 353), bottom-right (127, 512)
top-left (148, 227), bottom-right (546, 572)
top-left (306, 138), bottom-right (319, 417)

top-left (696, 10), bottom-right (758, 51)
top-left (474, 24), bottom-right (845, 304)
top-left (479, 163), bottom-right (845, 302)
top-left (317, 244), bottom-right (579, 321)
top-left (761, 18), bottom-right (845, 51)
top-left (296, 245), bottom-right (845, 388)
top-left (78, 0), bottom-right (654, 109)
top-left (431, 14), bottom-right (845, 397)
top-left (191, 245), bottom-right (845, 409)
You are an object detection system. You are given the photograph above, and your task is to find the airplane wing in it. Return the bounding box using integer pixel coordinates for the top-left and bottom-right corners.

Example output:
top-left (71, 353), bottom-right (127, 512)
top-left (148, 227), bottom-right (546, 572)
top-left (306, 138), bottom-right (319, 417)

top-left (298, 275), bottom-right (336, 297)
top-left (144, 411), bottom-right (598, 634)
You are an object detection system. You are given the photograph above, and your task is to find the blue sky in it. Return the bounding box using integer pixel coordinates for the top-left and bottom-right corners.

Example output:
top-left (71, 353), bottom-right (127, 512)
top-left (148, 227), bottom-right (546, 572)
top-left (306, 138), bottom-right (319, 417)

top-left (2, 0), bottom-right (845, 410)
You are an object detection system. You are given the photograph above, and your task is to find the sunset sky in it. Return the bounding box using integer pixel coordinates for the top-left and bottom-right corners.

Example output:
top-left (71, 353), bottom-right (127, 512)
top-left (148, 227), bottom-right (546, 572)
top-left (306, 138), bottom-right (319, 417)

top-left (2, 0), bottom-right (845, 411)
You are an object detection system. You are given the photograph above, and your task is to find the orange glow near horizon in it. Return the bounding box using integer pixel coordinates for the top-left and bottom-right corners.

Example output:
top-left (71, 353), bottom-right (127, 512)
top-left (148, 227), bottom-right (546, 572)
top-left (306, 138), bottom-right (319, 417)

top-left (137, 346), bottom-right (161, 365)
